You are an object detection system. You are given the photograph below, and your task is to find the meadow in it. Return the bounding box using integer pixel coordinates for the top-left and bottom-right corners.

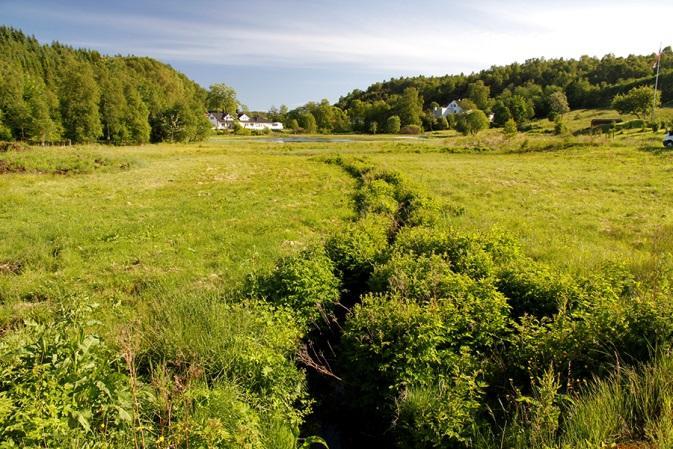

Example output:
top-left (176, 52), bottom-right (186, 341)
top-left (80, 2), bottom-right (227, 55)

top-left (2, 111), bottom-right (673, 448)
top-left (0, 143), bottom-right (355, 325)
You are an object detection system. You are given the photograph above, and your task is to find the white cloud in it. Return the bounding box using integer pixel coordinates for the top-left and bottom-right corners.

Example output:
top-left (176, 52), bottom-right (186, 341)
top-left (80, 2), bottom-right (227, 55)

top-left (7, 0), bottom-right (672, 75)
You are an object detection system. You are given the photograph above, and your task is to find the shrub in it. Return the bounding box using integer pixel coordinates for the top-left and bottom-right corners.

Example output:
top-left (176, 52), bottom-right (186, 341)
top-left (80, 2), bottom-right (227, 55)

top-left (503, 118), bottom-right (518, 137)
top-left (385, 115), bottom-right (401, 134)
top-left (325, 214), bottom-right (392, 294)
top-left (340, 294), bottom-right (484, 444)
top-left (253, 247), bottom-right (341, 324)
top-left (554, 116), bottom-right (568, 135)
top-left (436, 116), bottom-right (449, 130)
top-left (393, 184), bottom-right (444, 227)
top-left (456, 110), bottom-right (490, 135)
top-left (370, 252), bottom-right (510, 350)
top-left (498, 369), bottom-right (563, 449)
top-left (0, 141), bottom-right (29, 152)
top-left (480, 228), bottom-right (523, 264)
top-left (289, 119), bottom-right (300, 132)
top-left (393, 226), bottom-right (496, 280)
top-left (355, 178), bottom-right (399, 217)
top-left (235, 127), bottom-right (252, 136)
top-left (395, 378), bottom-right (482, 449)
top-left (0, 305), bottom-right (134, 447)
top-left (400, 125), bottom-right (422, 134)
top-left (0, 122), bottom-right (12, 141)
top-left (496, 260), bottom-right (580, 318)
top-left (142, 374), bottom-right (267, 449)
top-left (501, 268), bottom-right (659, 382)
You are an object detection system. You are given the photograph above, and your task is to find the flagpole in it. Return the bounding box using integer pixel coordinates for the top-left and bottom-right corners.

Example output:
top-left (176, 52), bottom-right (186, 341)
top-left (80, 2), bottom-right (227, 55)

top-left (653, 44), bottom-right (662, 123)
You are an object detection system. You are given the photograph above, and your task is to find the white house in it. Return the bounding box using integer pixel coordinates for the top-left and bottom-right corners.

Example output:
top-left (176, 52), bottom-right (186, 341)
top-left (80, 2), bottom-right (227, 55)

top-left (433, 100), bottom-right (464, 118)
top-left (207, 112), bottom-right (283, 131)
top-left (207, 112), bottom-right (227, 130)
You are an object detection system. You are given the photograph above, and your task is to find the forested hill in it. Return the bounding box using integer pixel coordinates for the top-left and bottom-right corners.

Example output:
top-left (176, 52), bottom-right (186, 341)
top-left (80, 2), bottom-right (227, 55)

top-left (336, 48), bottom-right (673, 115)
top-left (0, 26), bottom-right (210, 144)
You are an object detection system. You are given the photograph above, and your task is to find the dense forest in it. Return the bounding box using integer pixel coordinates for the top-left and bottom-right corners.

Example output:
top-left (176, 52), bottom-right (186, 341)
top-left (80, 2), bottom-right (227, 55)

top-left (275, 48), bottom-right (673, 134)
top-left (3, 25), bottom-right (672, 141)
top-left (0, 27), bottom-right (210, 144)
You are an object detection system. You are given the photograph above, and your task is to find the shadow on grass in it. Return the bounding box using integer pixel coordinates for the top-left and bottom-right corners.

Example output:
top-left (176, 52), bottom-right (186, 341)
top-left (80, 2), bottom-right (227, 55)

top-left (639, 146), bottom-right (673, 156)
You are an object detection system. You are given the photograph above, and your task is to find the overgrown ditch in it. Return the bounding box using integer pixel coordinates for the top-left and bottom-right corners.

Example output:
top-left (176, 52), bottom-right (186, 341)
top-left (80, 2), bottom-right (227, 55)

top-left (248, 155), bottom-right (673, 449)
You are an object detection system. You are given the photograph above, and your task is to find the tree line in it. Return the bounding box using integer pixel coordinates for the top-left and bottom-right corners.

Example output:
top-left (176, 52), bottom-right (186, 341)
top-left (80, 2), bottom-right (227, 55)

top-left (0, 27), bottom-right (210, 144)
top-left (266, 47), bottom-right (672, 135)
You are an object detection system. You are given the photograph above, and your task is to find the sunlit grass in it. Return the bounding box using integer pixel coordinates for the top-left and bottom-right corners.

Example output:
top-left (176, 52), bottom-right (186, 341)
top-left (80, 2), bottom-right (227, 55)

top-left (0, 143), bottom-right (355, 327)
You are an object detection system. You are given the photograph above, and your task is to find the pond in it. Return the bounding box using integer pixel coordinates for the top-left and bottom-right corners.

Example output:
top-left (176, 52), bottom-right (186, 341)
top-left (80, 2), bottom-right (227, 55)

top-left (210, 136), bottom-right (424, 143)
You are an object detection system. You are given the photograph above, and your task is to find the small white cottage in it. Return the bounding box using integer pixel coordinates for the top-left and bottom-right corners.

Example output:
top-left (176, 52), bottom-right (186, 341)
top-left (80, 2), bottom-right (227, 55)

top-left (433, 100), bottom-right (464, 118)
top-left (207, 112), bottom-right (283, 131)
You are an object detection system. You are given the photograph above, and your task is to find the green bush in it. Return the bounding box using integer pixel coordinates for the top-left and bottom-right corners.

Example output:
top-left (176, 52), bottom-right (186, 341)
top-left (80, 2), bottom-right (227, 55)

top-left (233, 122), bottom-right (252, 135)
top-left (139, 373), bottom-right (267, 449)
top-left (496, 260), bottom-right (580, 318)
top-left (393, 226), bottom-right (496, 280)
top-left (400, 125), bottom-right (422, 134)
top-left (456, 110), bottom-right (490, 135)
top-left (325, 214), bottom-right (392, 292)
top-left (502, 268), bottom-right (663, 382)
top-left (355, 178), bottom-right (399, 217)
top-left (393, 184), bottom-right (444, 227)
top-left (495, 369), bottom-right (563, 449)
top-left (253, 247), bottom-right (341, 324)
top-left (503, 118), bottom-right (518, 137)
top-left (385, 115), bottom-right (401, 134)
top-left (340, 294), bottom-right (484, 444)
top-left (395, 378), bottom-right (482, 449)
top-left (554, 116), bottom-right (568, 135)
top-left (0, 305), bottom-right (134, 447)
top-left (370, 252), bottom-right (509, 350)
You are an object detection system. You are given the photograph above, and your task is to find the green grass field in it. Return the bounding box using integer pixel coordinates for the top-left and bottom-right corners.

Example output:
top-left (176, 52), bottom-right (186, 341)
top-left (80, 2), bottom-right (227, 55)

top-left (3, 109), bottom-right (673, 448)
top-left (0, 143), bottom-right (355, 327)
top-left (3, 117), bottom-right (673, 321)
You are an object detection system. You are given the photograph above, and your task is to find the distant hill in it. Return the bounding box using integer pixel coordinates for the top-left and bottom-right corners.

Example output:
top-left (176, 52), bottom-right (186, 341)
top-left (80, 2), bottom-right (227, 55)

top-left (278, 49), bottom-right (673, 135)
top-left (335, 49), bottom-right (673, 119)
top-left (0, 26), bottom-right (210, 144)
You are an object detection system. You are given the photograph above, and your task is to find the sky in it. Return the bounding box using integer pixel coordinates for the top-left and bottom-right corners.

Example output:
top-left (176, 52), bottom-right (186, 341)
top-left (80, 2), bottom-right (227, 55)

top-left (1, 0), bottom-right (671, 110)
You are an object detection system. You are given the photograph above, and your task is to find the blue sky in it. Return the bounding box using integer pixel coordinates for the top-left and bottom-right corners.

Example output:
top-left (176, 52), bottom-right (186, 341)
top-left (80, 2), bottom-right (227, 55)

top-left (1, 0), bottom-right (670, 110)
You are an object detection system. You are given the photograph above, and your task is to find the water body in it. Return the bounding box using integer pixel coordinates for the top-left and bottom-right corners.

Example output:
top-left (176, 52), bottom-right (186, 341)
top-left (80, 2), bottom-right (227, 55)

top-left (210, 136), bottom-right (423, 143)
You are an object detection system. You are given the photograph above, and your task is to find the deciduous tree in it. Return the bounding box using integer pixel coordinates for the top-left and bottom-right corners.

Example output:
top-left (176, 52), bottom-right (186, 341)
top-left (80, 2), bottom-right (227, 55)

top-left (385, 115), bottom-right (401, 134)
top-left (59, 61), bottom-right (102, 143)
top-left (395, 87), bottom-right (423, 126)
top-left (206, 83), bottom-right (238, 114)
top-left (547, 91), bottom-right (570, 119)
top-left (612, 85), bottom-right (660, 119)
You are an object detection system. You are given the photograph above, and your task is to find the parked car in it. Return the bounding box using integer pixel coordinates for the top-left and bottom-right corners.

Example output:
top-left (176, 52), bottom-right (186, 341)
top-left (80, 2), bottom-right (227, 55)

top-left (664, 131), bottom-right (673, 148)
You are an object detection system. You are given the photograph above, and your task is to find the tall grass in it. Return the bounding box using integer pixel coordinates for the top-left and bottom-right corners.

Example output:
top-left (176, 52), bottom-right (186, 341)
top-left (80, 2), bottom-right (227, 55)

top-left (562, 353), bottom-right (673, 449)
top-left (488, 353), bottom-right (673, 449)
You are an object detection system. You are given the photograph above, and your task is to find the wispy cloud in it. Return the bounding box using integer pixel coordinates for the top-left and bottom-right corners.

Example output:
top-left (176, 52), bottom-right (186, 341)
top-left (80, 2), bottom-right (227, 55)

top-left (2, 0), bottom-right (670, 109)
top-left (9, 0), bottom-right (669, 75)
